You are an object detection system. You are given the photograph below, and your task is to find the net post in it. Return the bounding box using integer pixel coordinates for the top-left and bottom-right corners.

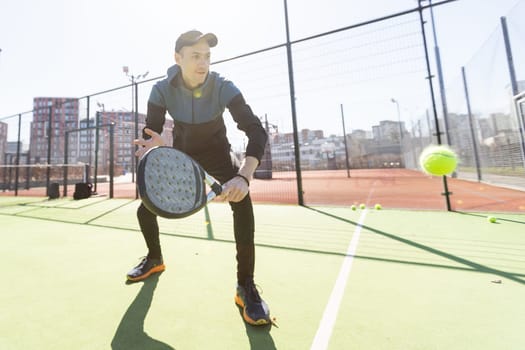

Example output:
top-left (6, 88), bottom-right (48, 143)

top-left (84, 164), bottom-right (89, 183)
top-left (63, 131), bottom-right (69, 197)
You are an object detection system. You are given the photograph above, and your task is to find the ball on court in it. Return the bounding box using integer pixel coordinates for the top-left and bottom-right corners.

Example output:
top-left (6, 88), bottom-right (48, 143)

top-left (350, 205), bottom-right (357, 211)
top-left (359, 203), bottom-right (366, 209)
top-left (487, 216), bottom-right (497, 223)
top-left (419, 145), bottom-right (458, 176)
top-left (374, 204), bottom-right (382, 210)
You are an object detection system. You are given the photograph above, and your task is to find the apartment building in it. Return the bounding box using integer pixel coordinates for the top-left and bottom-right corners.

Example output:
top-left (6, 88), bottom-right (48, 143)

top-left (30, 97), bottom-right (79, 164)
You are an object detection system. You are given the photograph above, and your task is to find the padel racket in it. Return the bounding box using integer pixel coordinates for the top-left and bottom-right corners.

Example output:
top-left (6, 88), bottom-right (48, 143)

top-left (137, 146), bottom-right (223, 218)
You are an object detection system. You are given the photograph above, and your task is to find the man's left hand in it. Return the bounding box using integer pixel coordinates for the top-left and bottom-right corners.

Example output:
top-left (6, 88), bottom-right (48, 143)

top-left (218, 176), bottom-right (249, 202)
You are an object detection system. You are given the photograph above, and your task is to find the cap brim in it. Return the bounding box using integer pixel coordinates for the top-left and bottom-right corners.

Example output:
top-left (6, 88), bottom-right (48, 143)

top-left (201, 33), bottom-right (218, 48)
top-left (175, 32), bottom-right (218, 52)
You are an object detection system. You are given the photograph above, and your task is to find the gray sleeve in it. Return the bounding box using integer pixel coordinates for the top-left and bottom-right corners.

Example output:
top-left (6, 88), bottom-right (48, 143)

top-left (219, 79), bottom-right (241, 107)
top-left (148, 83), bottom-right (166, 107)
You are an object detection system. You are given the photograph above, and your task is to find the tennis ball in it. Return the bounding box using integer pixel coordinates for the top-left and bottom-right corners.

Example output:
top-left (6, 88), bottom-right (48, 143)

top-left (359, 203), bottom-right (366, 209)
top-left (487, 216), bottom-right (497, 223)
top-left (419, 145), bottom-right (458, 176)
top-left (374, 204), bottom-right (382, 210)
top-left (350, 205), bottom-right (357, 211)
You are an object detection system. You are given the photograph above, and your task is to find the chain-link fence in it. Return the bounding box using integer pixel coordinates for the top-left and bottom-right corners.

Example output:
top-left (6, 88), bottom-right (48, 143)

top-left (404, 0), bottom-right (525, 192)
top-left (1, 0), bottom-right (524, 210)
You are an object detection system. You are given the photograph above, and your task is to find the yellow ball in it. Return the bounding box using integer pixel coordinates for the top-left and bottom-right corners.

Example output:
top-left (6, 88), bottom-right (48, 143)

top-left (359, 203), bottom-right (366, 209)
top-left (374, 204), bottom-right (382, 210)
top-left (419, 145), bottom-right (458, 176)
top-left (487, 216), bottom-right (497, 223)
top-left (350, 205), bottom-right (357, 211)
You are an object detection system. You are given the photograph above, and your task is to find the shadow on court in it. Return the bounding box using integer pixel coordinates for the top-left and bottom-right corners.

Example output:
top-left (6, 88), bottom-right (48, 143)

top-left (204, 205), bottom-right (214, 240)
top-left (111, 273), bottom-right (175, 350)
top-left (236, 306), bottom-right (277, 350)
top-left (306, 206), bottom-right (525, 285)
top-left (455, 211), bottom-right (525, 225)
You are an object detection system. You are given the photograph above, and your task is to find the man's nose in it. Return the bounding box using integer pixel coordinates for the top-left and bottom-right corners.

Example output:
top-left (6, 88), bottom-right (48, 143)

top-left (197, 57), bottom-right (209, 66)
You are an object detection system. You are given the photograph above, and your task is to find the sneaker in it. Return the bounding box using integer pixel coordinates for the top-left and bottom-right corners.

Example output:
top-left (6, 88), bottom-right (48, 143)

top-left (235, 279), bottom-right (271, 326)
top-left (126, 256), bottom-right (165, 282)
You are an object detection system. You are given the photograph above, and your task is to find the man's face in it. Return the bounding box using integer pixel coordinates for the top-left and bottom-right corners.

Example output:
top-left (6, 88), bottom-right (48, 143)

top-left (175, 39), bottom-right (211, 89)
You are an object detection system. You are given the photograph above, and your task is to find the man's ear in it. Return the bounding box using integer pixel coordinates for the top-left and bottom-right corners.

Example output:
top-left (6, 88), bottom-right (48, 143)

top-left (174, 52), bottom-right (181, 64)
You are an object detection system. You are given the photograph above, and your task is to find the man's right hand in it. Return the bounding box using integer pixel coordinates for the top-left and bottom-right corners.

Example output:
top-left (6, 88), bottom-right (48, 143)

top-left (134, 128), bottom-right (165, 158)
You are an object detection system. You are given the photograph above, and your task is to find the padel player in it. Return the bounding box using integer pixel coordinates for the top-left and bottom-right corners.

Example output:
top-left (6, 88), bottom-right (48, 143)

top-left (129, 30), bottom-right (271, 326)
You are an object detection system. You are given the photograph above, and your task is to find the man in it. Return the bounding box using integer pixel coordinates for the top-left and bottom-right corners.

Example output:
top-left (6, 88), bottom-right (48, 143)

top-left (128, 30), bottom-right (271, 326)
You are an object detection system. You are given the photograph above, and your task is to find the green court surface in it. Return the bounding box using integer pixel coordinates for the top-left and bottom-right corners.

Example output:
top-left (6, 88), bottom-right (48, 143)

top-left (1, 197), bottom-right (524, 349)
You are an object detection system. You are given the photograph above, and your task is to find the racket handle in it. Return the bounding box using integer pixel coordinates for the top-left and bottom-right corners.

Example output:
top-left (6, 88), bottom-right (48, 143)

top-left (204, 172), bottom-right (223, 202)
top-left (207, 191), bottom-right (218, 202)
top-left (210, 182), bottom-right (223, 196)
top-left (206, 184), bottom-right (223, 202)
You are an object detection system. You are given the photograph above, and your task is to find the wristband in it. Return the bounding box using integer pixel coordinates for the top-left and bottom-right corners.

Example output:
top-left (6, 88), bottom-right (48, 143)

top-left (235, 174), bottom-right (250, 186)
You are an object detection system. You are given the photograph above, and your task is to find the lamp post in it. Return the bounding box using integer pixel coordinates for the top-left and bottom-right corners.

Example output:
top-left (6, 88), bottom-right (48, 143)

top-left (122, 66), bottom-right (148, 186)
top-left (390, 98), bottom-right (404, 141)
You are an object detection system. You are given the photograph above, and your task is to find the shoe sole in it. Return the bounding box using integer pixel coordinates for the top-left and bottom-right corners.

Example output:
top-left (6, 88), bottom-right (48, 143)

top-left (235, 294), bottom-right (270, 326)
top-left (126, 264), bottom-right (165, 282)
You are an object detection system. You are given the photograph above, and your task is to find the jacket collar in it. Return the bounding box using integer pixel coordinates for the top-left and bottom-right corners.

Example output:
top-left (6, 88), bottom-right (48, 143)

top-left (167, 64), bottom-right (211, 91)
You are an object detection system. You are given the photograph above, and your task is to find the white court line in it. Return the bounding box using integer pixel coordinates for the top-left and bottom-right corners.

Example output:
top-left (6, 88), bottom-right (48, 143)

top-left (310, 209), bottom-right (368, 350)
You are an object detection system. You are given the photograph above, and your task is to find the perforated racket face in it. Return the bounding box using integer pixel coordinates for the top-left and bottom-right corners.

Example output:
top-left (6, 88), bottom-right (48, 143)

top-left (138, 147), bottom-right (206, 218)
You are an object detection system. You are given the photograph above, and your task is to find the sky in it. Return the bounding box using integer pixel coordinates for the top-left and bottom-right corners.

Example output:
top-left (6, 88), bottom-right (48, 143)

top-left (0, 0), bottom-right (523, 149)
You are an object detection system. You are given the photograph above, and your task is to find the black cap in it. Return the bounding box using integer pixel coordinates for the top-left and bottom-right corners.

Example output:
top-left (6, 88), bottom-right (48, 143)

top-left (175, 30), bottom-right (218, 53)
